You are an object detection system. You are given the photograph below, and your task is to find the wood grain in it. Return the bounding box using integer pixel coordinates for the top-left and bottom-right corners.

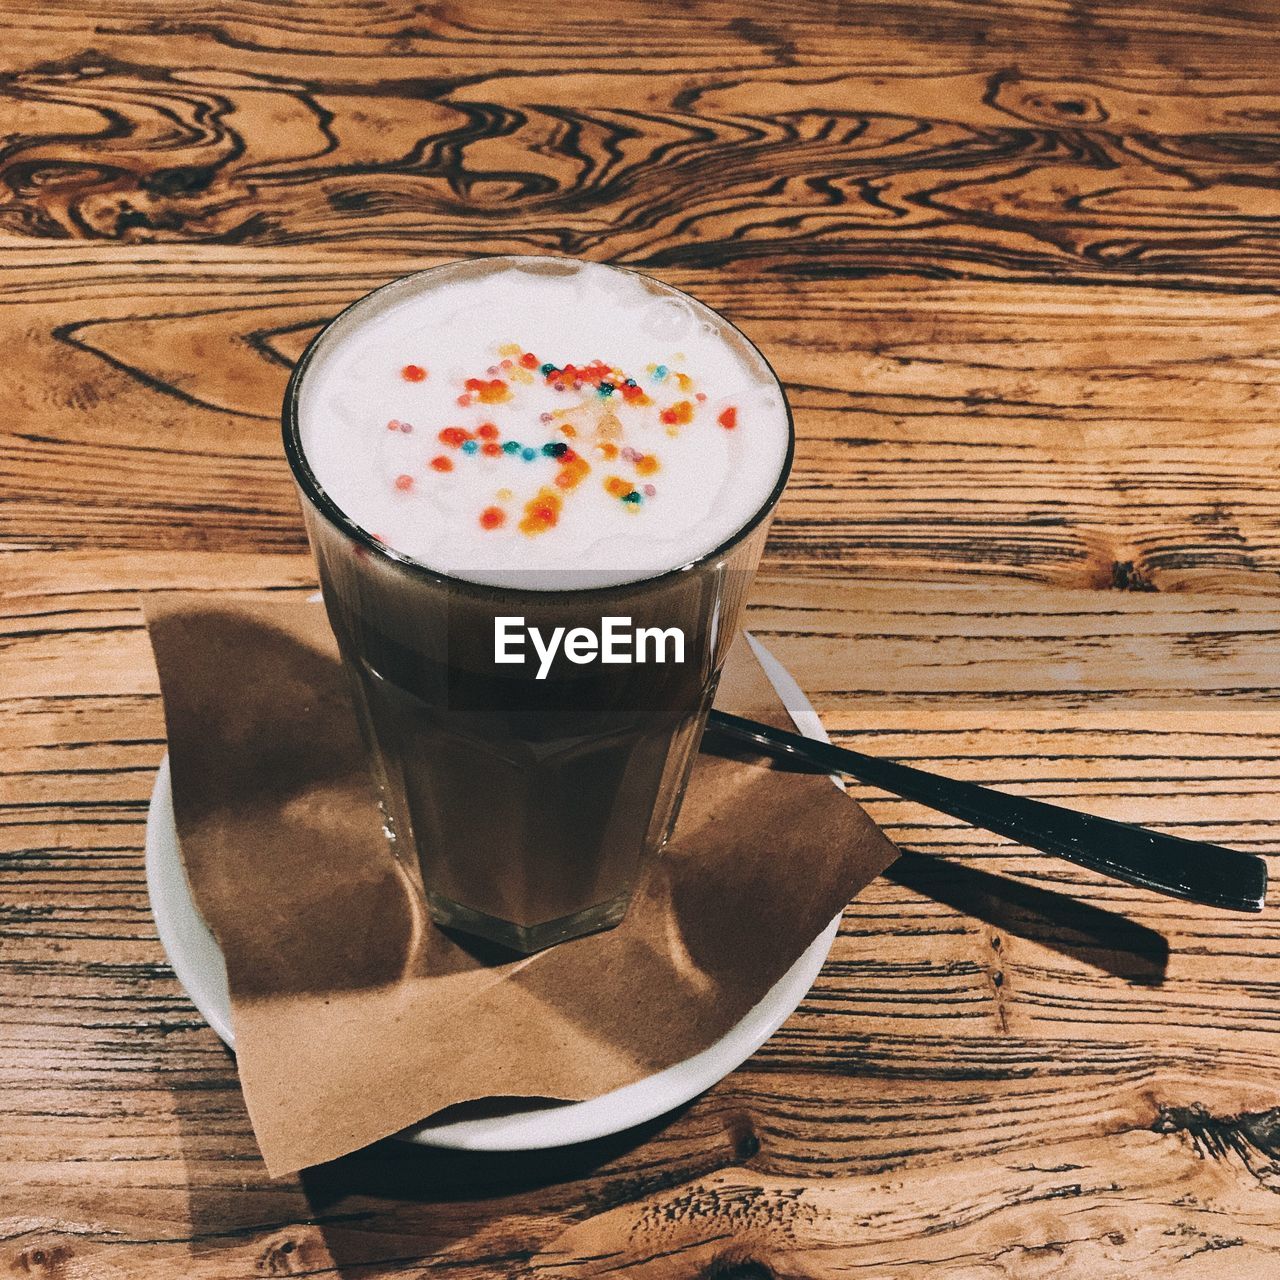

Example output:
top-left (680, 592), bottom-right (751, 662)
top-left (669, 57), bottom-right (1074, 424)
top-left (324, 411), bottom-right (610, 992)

top-left (4, 0), bottom-right (1280, 1274)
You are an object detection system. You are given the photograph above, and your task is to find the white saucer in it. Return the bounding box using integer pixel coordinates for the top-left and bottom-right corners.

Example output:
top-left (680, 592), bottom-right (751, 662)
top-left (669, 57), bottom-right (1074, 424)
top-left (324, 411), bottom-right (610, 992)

top-left (145, 634), bottom-right (843, 1152)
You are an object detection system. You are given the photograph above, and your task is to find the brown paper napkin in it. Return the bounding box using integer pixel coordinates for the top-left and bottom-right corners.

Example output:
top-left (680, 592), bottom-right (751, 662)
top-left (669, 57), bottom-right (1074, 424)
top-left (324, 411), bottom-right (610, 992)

top-left (146, 596), bottom-right (898, 1175)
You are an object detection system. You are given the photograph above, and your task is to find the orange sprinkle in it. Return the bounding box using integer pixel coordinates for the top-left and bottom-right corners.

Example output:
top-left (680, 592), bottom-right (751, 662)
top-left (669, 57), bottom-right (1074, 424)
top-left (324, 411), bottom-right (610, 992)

top-left (439, 427), bottom-right (470, 447)
top-left (465, 377), bottom-right (511, 404)
top-left (457, 394), bottom-right (472, 407)
top-left (674, 372), bottom-right (693, 392)
top-left (560, 423), bottom-right (577, 438)
top-left (479, 506), bottom-right (506, 530)
top-left (555, 455), bottom-right (591, 490)
top-left (394, 473), bottom-right (414, 491)
top-left (635, 454), bottom-right (659, 476)
top-left (519, 487), bottom-right (563, 534)
top-left (481, 441), bottom-right (502, 456)
top-left (428, 455), bottom-right (453, 472)
top-left (605, 475), bottom-right (632, 498)
top-left (660, 400), bottom-right (694, 427)
top-left (596, 441), bottom-right (619, 460)
top-left (718, 406), bottom-right (738, 430)
top-left (476, 422), bottom-right (500, 440)
top-left (401, 364), bottom-right (427, 382)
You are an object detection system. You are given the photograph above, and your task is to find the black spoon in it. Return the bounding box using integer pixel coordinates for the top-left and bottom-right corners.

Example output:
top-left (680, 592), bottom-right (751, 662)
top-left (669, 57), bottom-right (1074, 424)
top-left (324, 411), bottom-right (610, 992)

top-left (706, 709), bottom-right (1268, 913)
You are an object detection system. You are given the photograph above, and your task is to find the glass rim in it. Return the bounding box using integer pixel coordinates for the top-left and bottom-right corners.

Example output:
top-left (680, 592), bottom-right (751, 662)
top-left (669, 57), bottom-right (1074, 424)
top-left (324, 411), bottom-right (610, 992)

top-left (281, 255), bottom-right (796, 597)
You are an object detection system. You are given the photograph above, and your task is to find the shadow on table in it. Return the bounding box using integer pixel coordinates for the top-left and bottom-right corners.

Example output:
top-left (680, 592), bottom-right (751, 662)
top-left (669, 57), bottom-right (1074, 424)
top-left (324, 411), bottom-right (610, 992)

top-left (885, 847), bottom-right (1170, 985)
top-left (292, 1105), bottom-right (691, 1274)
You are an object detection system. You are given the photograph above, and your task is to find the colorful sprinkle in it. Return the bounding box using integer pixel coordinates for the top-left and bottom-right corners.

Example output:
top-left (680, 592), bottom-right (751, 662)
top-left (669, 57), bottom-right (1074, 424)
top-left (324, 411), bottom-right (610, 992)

top-left (465, 377), bottom-right (511, 404)
top-left (519, 487), bottom-right (563, 534)
top-left (555, 454), bottom-right (591, 490)
top-left (398, 340), bottom-right (731, 535)
top-left (401, 364), bottom-right (427, 382)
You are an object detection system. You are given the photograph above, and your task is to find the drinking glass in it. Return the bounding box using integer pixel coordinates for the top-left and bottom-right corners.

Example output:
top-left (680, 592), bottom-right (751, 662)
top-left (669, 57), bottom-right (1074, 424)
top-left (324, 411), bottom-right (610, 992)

top-left (283, 259), bottom-right (793, 953)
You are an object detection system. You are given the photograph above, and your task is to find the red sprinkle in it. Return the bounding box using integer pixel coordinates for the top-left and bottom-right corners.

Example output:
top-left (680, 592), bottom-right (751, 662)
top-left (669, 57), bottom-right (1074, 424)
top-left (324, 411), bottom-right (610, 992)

top-left (520, 351), bottom-right (539, 369)
top-left (457, 394), bottom-right (472, 407)
top-left (439, 427), bottom-right (470, 447)
top-left (401, 364), bottom-right (427, 382)
top-left (718, 406), bottom-right (738, 430)
top-left (476, 422), bottom-right (500, 440)
top-left (394, 473), bottom-right (415, 491)
top-left (479, 506), bottom-right (506, 530)
top-left (429, 455), bottom-right (453, 472)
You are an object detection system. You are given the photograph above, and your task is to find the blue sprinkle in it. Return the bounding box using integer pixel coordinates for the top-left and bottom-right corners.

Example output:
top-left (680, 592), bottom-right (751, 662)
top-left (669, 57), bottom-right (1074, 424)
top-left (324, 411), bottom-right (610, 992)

top-left (461, 439), bottom-right (479, 454)
top-left (502, 440), bottom-right (521, 454)
top-left (521, 447), bottom-right (537, 461)
top-left (624, 378), bottom-right (637, 387)
top-left (539, 363), bottom-right (556, 375)
top-left (622, 490), bottom-right (642, 504)
top-left (598, 382), bottom-right (615, 397)
top-left (653, 365), bottom-right (668, 380)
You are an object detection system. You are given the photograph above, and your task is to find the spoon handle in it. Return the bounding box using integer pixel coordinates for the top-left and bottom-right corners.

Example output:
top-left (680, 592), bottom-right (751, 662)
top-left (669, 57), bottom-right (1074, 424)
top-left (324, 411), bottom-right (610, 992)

top-left (707, 709), bottom-right (1268, 913)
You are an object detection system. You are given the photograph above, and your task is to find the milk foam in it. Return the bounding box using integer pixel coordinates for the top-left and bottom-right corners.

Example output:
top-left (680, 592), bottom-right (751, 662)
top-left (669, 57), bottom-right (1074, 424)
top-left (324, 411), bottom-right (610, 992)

top-left (296, 258), bottom-right (790, 589)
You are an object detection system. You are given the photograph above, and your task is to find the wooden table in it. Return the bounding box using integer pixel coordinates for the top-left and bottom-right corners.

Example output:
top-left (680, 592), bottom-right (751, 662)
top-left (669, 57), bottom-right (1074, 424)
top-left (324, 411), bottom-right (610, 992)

top-left (4, 2), bottom-right (1280, 1274)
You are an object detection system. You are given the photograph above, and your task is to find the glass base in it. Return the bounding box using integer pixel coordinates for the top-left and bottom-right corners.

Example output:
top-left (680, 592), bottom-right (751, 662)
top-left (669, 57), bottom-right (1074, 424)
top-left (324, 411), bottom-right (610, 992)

top-left (425, 889), bottom-right (632, 955)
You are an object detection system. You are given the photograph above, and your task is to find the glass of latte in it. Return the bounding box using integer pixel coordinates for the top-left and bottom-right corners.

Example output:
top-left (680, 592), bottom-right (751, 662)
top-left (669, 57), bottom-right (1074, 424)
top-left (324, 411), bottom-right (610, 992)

top-left (284, 257), bottom-right (793, 952)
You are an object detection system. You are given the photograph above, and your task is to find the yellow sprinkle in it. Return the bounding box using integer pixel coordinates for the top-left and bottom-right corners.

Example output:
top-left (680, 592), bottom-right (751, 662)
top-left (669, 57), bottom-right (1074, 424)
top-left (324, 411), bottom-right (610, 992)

top-left (511, 367), bottom-right (534, 384)
top-left (498, 342), bottom-right (522, 356)
top-left (496, 487), bottom-right (513, 501)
